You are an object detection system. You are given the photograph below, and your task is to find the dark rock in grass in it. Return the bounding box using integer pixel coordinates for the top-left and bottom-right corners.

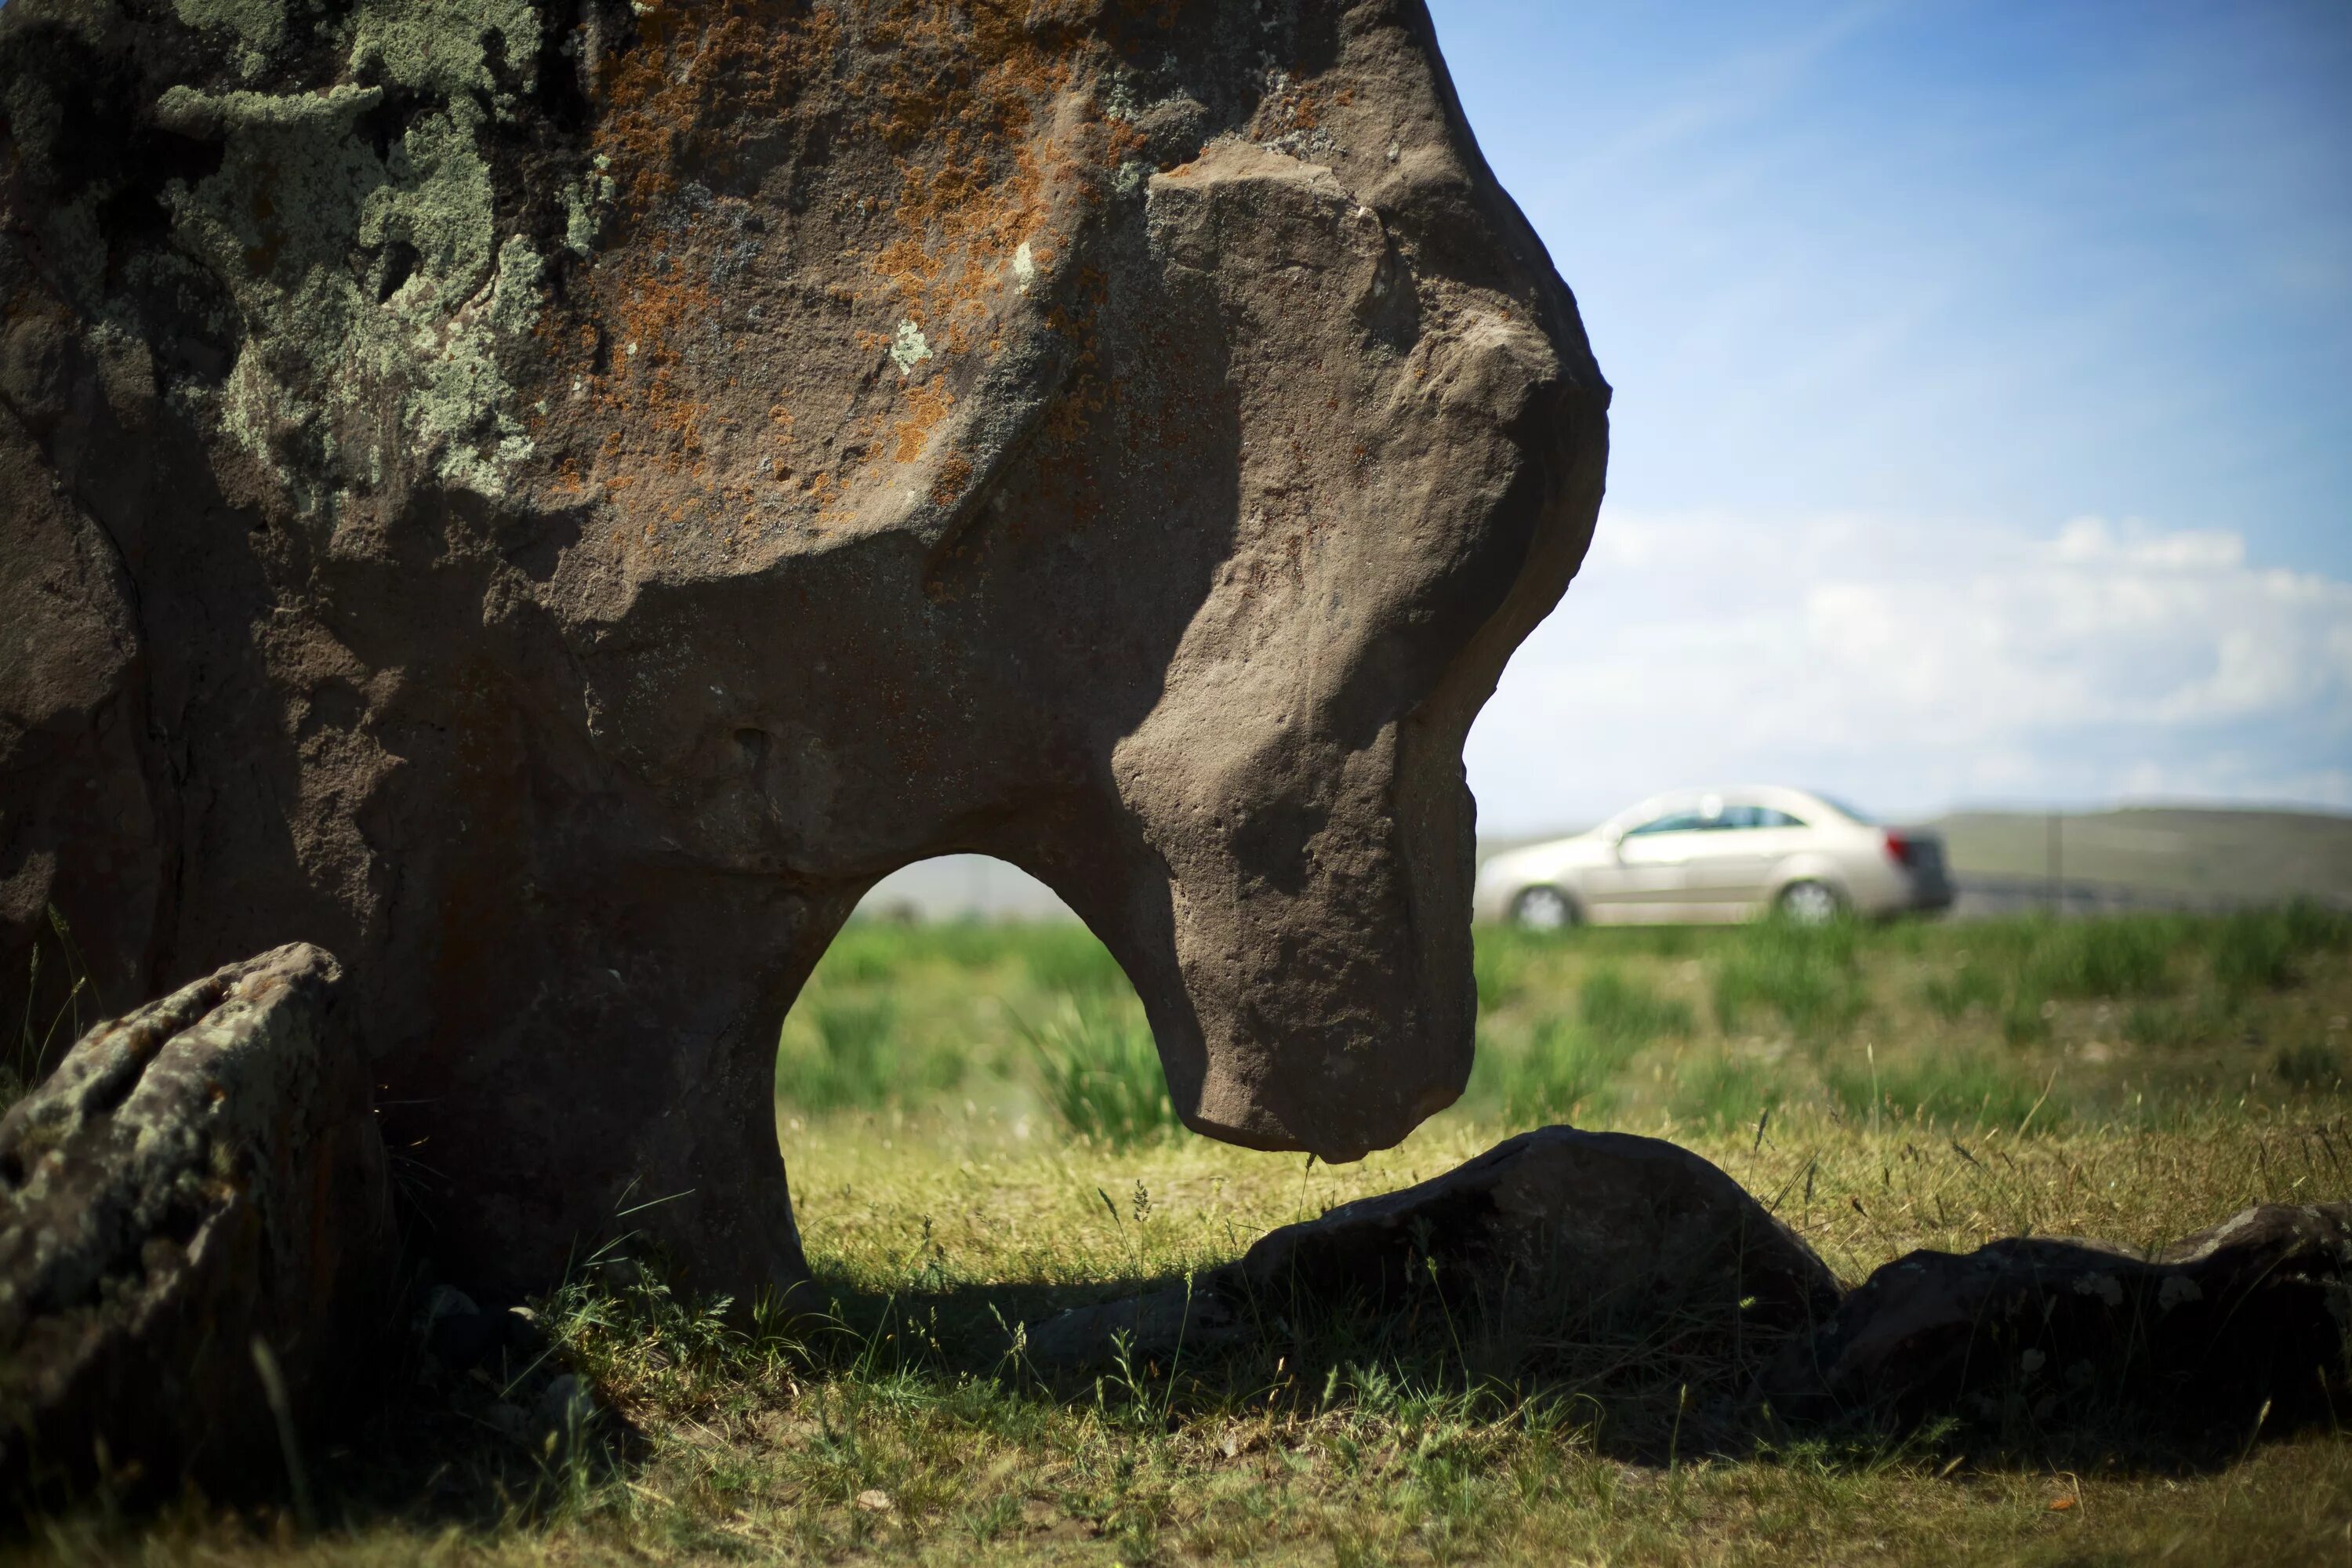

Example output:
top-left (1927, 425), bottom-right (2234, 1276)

top-left (536, 1374), bottom-right (597, 1433)
top-left (1029, 1127), bottom-right (1840, 1367)
top-left (425, 1308), bottom-right (506, 1374)
top-left (1760, 1203), bottom-right (2352, 1439)
top-left (502, 1305), bottom-right (549, 1356)
top-left (0, 946), bottom-right (394, 1497)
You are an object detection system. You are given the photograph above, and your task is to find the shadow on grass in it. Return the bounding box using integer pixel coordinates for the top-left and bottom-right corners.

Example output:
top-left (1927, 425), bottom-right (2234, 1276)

top-left (799, 1266), bottom-right (2319, 1478)
top-left (13, 1231), bottom-right (2317, 1558)
top-left (281, 1237), bottom-right (2325, 1544)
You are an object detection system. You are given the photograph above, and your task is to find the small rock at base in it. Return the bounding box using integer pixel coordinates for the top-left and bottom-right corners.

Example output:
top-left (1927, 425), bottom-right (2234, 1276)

top-left (417, 1284), bottom-right (478, 1328)
top-left (538, 1374), bottom-right (596, 1428)
top-left (503, 1304), bottom-right (548, 1353)
top-left (427, 1308), bottom-right (504, 1370)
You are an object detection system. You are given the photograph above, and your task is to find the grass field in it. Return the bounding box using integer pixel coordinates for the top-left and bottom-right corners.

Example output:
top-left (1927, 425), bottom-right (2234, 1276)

top-left (13, 909), bottom-right (2352, 1565)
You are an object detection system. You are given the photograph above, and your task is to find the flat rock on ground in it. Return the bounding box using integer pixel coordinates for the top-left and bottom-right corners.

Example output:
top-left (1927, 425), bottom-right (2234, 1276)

top-left (1760, 1202), bottom-right (2352, 1440)
top-left (1028, 1126), bottom-right (1842, 1367)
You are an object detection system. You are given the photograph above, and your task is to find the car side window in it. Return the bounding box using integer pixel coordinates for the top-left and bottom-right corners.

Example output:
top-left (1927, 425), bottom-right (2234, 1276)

top-left (1625, 811), bottom-right (1705, 837)
top-left (1703, 804), bottom-right (1808, 830)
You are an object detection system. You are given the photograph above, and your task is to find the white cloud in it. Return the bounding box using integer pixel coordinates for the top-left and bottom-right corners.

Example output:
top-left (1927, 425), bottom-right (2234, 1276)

top-left (1465, 508), bottom-right (2352, 832)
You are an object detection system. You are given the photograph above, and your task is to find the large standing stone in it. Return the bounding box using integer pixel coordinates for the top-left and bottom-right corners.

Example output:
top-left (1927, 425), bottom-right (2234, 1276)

top-left (0, 0), bottom-right (1608, 1304)
top-left (0, 946), bottom-right (393, 1497)
top-left (1029, 1127), bottom-right (1840, 1366)
top-left (1761, 1203), bottom-right (2352, 1439)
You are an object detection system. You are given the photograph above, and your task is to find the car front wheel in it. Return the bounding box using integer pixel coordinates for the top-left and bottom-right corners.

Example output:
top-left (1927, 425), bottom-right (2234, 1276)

top-left (1511, 886), bottom-right (1581, 930)
top-left (1777, 880), bottom-right (1845, 926)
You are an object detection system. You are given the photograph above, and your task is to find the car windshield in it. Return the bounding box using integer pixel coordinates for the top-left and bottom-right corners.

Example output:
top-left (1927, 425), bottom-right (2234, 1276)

top-left (1812, 793), bottom-right (1875, 825)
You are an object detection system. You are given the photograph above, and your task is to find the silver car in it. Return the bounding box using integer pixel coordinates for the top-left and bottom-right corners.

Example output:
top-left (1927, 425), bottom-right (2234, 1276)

top-left (1474, 786), bottom-right (1951, 927)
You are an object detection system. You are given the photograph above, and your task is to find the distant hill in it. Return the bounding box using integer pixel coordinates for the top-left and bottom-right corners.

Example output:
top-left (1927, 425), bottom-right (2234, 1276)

top-left (1928, 806), bottom-right (2352, 913)
top-left (856, 854), bottom-right (1072, 922)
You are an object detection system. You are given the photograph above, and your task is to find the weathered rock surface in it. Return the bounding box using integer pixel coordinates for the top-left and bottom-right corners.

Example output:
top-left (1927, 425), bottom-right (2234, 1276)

top-left (0, 945), bottom-right (394, 1496)
top-left (1029, 1127), bottom-right (1840, 1366)
top-left (1761, 1203), bottom-right (2352, 1438)
top-left (0, 0), bottom-right (1608, 1304)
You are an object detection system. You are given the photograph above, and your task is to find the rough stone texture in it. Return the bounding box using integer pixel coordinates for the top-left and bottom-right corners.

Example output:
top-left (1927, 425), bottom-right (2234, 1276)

top-left (1029, 1127), bottom-right (1840, 1366)
top-left (1760, 1203), bottom-right (2352, 1438)
top-left (0, 945), bottom-right (394, 1494)
top-left (0, 0), bottom-right (1607, 1305)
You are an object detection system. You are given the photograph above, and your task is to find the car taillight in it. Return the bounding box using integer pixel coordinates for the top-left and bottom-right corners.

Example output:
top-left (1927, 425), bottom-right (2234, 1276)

top-left (1883, 829), bottom-right (1914, 866)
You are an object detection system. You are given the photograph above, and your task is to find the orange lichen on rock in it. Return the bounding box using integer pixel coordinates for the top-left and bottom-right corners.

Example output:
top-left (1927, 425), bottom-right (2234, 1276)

top-left (891, 379), bottom-right (955, 463)
top-left (591, 0), bottom-right (845, 224)
top-left (927, 450), bottom-right (975, 506)
top-left (565, 0), bottom-right (1117, 539)
top-left (597, 263), bottom-right (719, 471)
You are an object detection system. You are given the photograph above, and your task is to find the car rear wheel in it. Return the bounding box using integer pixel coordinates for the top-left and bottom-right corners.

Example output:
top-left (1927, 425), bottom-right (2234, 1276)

top-left (1777, 880), bottom-right (1844, 926)
top-left (1511, 886), bottom-right (1581, 930)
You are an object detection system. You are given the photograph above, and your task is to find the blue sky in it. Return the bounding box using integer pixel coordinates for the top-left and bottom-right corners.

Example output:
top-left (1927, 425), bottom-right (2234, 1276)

top-left (1435, 1), bottom-right (2352, 829)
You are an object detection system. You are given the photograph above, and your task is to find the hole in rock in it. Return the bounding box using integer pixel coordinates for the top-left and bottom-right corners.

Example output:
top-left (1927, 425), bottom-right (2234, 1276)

top-left (376, 240), bottom-right (419, 302)
top-left (774, 857), bottom-right (1181, 1149)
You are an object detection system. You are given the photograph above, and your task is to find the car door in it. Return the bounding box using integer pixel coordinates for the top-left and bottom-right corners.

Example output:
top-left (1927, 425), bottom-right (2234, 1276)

top-left (1583, 809), bottom-right (1708, 920)
top-left (1680, 801), bottom-right (1777, 917)
top-left (1740, 805), bottom-right (1817, 913)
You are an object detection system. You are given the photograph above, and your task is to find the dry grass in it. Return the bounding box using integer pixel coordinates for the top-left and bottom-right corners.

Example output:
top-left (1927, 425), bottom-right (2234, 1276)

top-left (9, 913), bottom-right (2352, 1564)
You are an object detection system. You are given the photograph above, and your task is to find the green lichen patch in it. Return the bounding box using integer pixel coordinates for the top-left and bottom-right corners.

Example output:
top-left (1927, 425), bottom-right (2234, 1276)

top-left (563, 156), bottom-right (617, 258)
top-left (158, 83), bottom-right (389, 287)
top-left (129, 0), bottom-right (561, 515)
top-left (408, 233), bottom-right (544, 495)
top-left (347, 0), bottom-right (541, 101)
top-left (157, 73), bottom-right (546, 511)
top-left (889, 318), bottom-right (932, 376)
top-left (171, 0), bottom-right (293, 79)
